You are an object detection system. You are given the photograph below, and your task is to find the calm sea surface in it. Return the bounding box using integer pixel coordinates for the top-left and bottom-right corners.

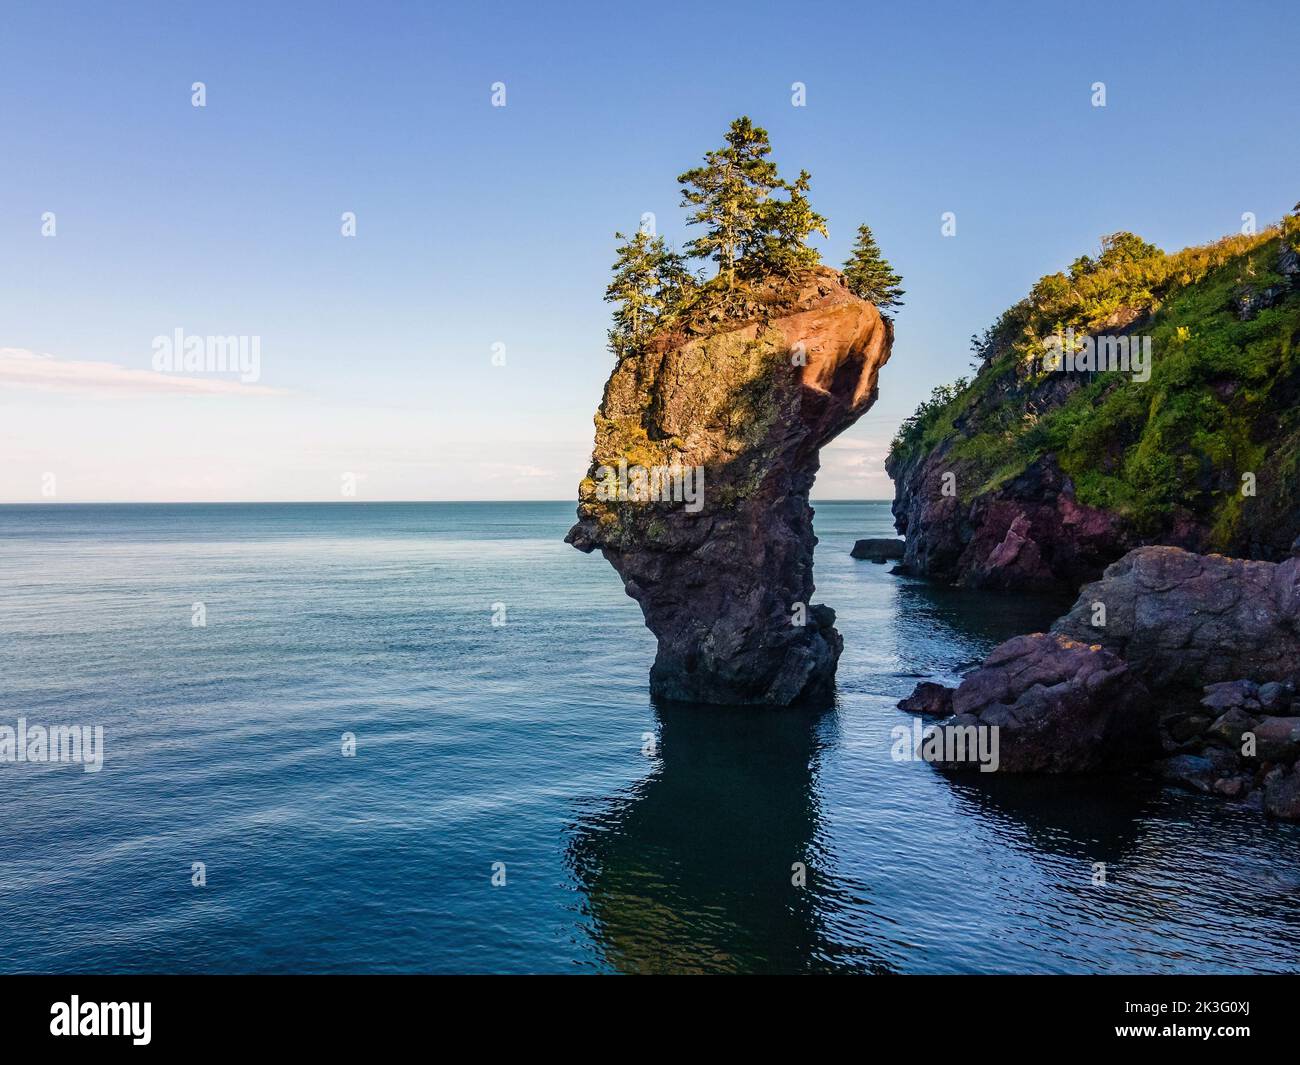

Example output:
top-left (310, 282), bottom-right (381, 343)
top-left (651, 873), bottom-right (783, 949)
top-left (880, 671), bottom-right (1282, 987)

top-left (2, 500), bottom-right (1298, 974)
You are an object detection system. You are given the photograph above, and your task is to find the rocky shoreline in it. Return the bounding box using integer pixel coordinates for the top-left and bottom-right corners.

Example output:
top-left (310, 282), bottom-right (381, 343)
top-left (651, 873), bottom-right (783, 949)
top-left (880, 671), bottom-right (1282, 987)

top-left (898, 546), bottom-right (1300, 818)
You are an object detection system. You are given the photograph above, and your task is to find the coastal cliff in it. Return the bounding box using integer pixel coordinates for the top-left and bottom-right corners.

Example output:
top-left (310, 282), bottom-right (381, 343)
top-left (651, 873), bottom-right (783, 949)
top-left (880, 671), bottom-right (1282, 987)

top-left (886, 222), bottom-right (1300, 590)
top-left (888, 213), bottom-right (1300, 817)
top-left (568, 266), bottom-right (891, 704)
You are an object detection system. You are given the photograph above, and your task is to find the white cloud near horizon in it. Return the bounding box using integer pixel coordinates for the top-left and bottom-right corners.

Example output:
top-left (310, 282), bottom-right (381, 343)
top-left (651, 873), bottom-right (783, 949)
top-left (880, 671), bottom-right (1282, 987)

top-left (0, 347), bottom-right (286, 397)
top-left (818, 435), bottom-right (894, 497)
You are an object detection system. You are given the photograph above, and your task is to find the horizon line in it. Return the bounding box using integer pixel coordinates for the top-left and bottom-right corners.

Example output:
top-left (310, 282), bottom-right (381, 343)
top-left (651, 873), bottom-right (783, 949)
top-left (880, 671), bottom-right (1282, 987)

top-left (0, 497), bottom-right (895, 507)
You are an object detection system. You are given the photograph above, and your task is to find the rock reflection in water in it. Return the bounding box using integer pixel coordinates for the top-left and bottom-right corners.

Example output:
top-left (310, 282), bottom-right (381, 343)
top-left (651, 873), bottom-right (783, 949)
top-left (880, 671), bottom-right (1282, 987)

top-left (567, 699), bottom-right (893, 974)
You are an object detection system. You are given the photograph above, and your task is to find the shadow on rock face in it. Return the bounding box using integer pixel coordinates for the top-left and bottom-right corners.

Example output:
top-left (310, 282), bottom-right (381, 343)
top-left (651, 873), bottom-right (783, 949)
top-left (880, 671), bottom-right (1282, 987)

top-left (564, 697), bottom-right (895, 974)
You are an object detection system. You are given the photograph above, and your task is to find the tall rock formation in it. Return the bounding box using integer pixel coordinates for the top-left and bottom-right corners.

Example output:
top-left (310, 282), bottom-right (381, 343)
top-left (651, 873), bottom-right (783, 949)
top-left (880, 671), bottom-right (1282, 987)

top-left (566, 265), bottom-right (892, 705)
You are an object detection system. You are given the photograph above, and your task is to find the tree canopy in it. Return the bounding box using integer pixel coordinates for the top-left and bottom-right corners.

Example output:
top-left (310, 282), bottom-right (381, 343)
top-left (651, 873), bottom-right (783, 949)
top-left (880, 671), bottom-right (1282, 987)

top-left (604, 116), bottom-right (897, 354)
top-left (676, 116), bottom-right (785, 291)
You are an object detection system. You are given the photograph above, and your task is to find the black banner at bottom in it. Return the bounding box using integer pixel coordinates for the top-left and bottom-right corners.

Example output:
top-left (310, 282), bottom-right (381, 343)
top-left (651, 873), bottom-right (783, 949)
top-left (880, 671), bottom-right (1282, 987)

top-left (2, 974), bottom-right (1290, 1051)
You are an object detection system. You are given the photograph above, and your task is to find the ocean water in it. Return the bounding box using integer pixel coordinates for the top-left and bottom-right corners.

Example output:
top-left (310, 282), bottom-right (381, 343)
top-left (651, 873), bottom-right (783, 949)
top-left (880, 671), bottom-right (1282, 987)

top-left (1, 500), bottom-right (1299, 974)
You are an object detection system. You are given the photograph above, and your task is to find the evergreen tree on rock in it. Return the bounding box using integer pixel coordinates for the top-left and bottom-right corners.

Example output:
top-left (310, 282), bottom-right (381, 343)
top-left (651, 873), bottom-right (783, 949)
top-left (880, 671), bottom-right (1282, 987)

top-left (604, 228), bottom-right (693, 354)
top-left (677, 117), bottom-right (783, 292)
top-left (842, 223), bottom-right (904, 318)
top-left (747, 168), bottom-right (828, 279)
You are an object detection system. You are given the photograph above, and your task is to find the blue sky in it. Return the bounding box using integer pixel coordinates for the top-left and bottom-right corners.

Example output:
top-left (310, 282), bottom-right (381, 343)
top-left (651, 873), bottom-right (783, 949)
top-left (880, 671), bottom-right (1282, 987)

top-left (2, 0), bottom-right (1296, 501)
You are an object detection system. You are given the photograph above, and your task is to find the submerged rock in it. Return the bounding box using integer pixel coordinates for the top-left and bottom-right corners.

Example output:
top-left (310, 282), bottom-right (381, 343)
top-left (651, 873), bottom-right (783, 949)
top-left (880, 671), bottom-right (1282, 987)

top-left (1159, 750), bottom-right (1242, 794)
top-left (851, 537), bottom-right (905, 562)
top-left (567, 266), bottom-right (892, 705)
top-left (934, 632), bottom-right (1156, 773)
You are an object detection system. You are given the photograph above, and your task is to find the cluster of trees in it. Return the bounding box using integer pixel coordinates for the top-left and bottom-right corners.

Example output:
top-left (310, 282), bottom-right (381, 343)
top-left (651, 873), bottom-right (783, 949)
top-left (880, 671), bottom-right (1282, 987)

top-left (603, 229), bottom-right (692, 346)
top-left (1017, 228), bottom-right (1299, 341)
top-left (604, 116), bottom-right (904, 355)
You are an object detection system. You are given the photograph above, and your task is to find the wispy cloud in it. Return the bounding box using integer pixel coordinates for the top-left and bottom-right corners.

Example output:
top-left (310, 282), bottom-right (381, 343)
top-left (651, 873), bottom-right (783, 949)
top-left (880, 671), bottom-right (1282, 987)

top-left (823, 435), bottom-right (888, 467)
top-left (479, 462), bottom-right (557, 480)
top-left (0, 347), bottom-right (286, 397)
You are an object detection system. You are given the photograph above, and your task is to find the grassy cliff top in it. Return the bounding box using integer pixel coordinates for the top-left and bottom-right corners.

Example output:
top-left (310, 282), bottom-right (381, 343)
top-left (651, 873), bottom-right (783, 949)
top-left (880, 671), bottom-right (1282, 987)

top-left (888, 216), bottom-right (1300, 541)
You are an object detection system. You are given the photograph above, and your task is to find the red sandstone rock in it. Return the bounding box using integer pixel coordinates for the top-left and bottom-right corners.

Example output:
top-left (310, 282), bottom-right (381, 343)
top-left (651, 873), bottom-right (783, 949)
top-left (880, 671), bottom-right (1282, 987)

top-left (567, 266), bottom-right (892, 705)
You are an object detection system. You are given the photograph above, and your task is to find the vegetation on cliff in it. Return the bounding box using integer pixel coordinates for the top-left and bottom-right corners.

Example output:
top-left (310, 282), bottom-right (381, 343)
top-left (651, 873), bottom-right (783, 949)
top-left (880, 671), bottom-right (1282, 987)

top-left (602, 116), bottom-right (903, 356)
top-left (888, 208), bottom-right (1300, 548)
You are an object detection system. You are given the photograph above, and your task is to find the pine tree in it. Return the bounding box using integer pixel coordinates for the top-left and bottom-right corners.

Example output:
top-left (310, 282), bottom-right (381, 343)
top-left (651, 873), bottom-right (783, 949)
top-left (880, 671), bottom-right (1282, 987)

top-left (842, 224), bottom-right (904, 317)
top-left (677, 117), bottom-right (783, 291)
top-left (746, 169), bottom-right (828, 278)
top-left (604, 229), bottom-right (693, 353)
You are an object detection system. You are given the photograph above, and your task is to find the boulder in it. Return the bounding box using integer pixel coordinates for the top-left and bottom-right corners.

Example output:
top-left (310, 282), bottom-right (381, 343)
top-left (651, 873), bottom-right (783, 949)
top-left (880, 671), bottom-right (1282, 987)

top-left (1253, 717), bottom-right (1300, 763)
top-left (1258, 681), bottom-right (1295, 713)
top-left (1052, 547), bottom-right (1300, 690)
top-left (1264, 766), bottom-right (1300, 820)
top-left (1206, 707), bottom-right (1258, 748)
top-left (1234, 284), bottom-right (1289, 321)
top-left (932, 632), bottom-right (1156, 773)
top-left (1166, 711), bottom-right (1214, 743)
top-left (1201, 679), bottom-right (1260, 712)
top-left (851, 538), bottom-right (905, 562)
top-left (897, 681), bottom-right (954, 718)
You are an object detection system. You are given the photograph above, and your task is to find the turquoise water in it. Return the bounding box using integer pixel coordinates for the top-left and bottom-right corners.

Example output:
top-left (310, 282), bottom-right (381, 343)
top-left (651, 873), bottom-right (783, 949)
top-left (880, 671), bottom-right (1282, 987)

top-left (1, 500), bottom-right (1299, 973)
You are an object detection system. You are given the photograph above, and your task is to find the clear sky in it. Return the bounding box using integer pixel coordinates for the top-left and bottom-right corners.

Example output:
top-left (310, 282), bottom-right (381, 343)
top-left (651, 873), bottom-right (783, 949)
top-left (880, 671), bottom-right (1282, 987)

top-left (2, 0), bottom-right (1296, 502)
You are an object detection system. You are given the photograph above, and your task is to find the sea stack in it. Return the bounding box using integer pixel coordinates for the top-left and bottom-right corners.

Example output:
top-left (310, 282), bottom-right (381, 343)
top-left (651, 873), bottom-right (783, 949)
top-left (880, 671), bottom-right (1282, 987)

top-left (566, 265), bottom-right (892, 705)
